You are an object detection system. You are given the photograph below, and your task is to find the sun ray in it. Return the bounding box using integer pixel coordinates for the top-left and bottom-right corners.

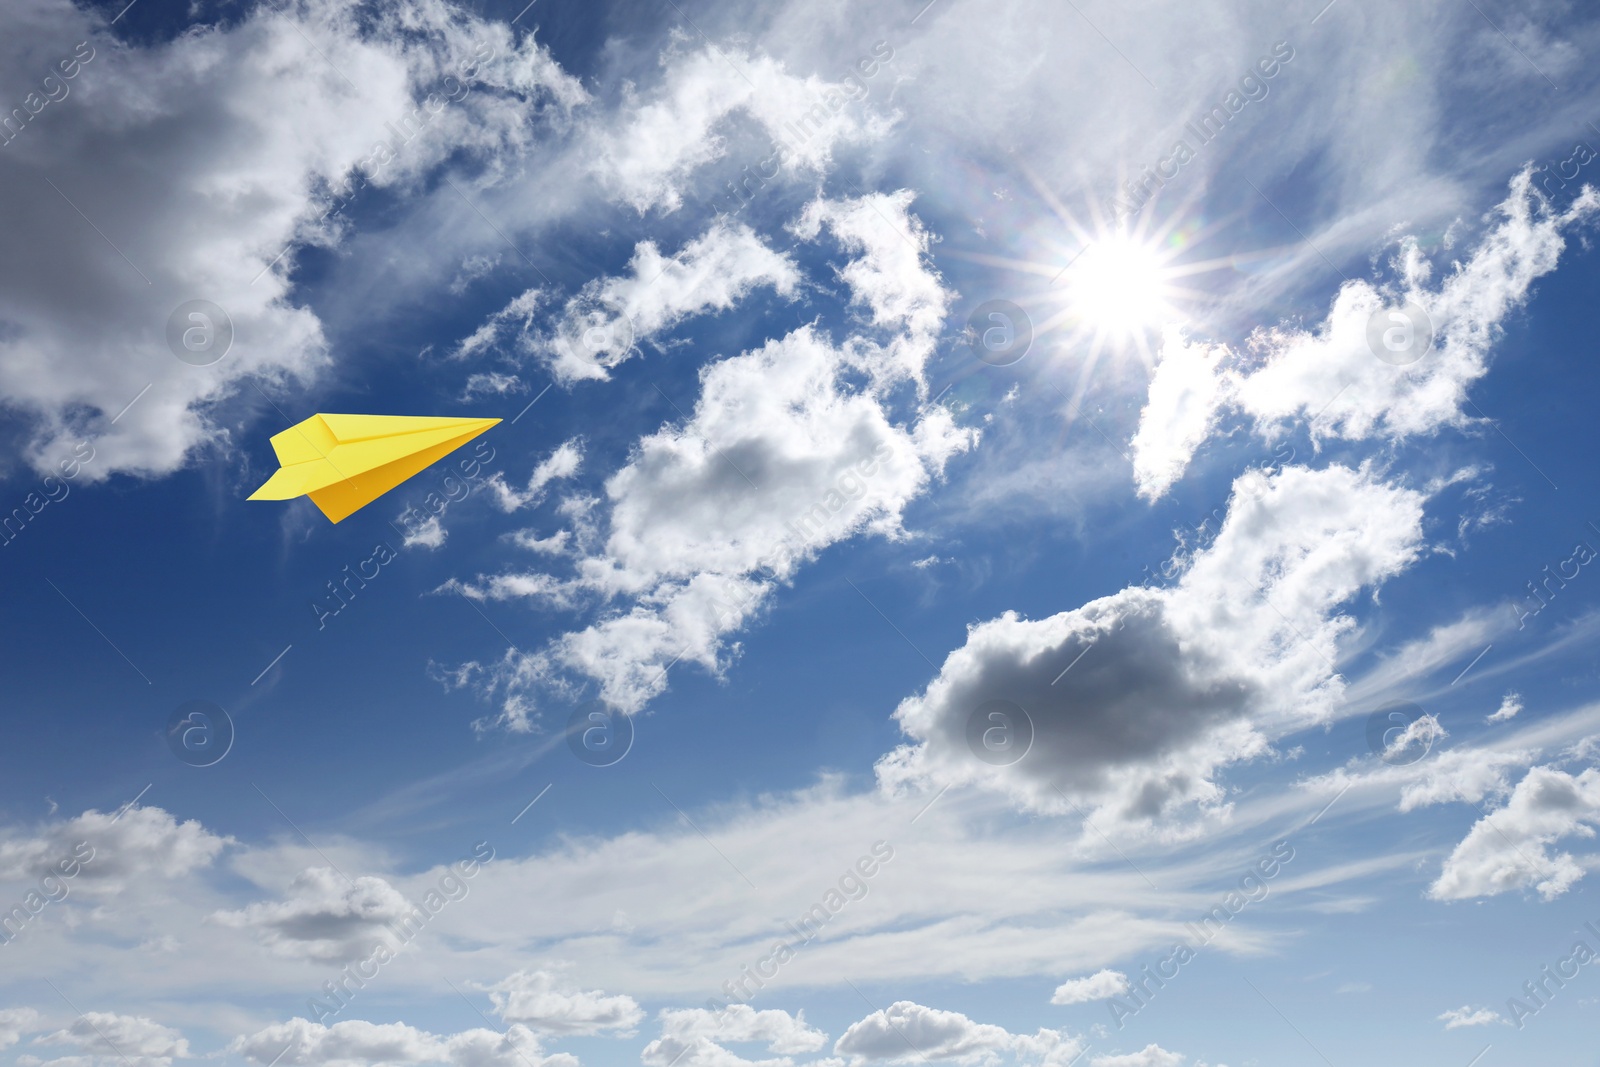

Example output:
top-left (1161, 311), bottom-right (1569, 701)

top-left (946, 249), bottom-right (1087, 278)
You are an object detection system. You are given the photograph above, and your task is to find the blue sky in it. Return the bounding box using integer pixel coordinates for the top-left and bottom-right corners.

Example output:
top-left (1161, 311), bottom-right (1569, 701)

top-left (3, 1), bottom-right (1600, 1066)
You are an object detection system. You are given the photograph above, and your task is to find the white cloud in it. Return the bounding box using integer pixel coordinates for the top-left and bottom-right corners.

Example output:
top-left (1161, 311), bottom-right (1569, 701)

top-left (0, 0), bottom-right (580, 482)
top-left (483, 969), bottom-right (642, 1036)
top-left (1337, 608), bottom-right (1507, 712)
top-left (1235, 171), bottom-right (1598, 442)
top-left (0, 771), bottom-right (1396, 1016)
top-left (1381, 715), bottom-right (1445, 766)
top-left (833, 1002), bottom-right (1084, 1066)
top-left (445, 193), bottom-right (975, 728)
top-left (482, 440), bottom-right (584, 512)
top-left (1090, 1047), bottom-right (1184, 1067)
top-left (230, 1019), bottom-right (574, 1067)
top-left (452, 290), bottom-right (547, 363)
top-left (641, 1005), bottom-right (826, 1067)
top-left (1130, 329), bottom-right (1229, 501)
top-left (402, 515), bottom-right (448, 550)
top-left (210, 868), bottom-right (413, 962)
top-left (457, 222), bottom-right (801, 384)
top-left (36, 1013), bottom-right (189, 1067)
top-left (449, 255), bottom-right (504, 296)
top-left (588, 45), bottom-right (891, 214)
top-left (239, 775), bottom-right (1304, 1001)
top-left (455, 219), bottom-right (800, 383)
top-left (1489, 692), bottom-right (1524, 723)
top-left (1437, 1006), bottom-right (1502, 1029)
top-left (1396, 746), bottom-right (1531, 813)
top-left (460, 372), bottom-right (525, 400)
top-left (458, 323), bottom-right (971, 723)
top-left (1128, 172), bottom-right (1600, 500)
top-left (791, 191), bottom-right (948, 392)
top-left (0, 804), bottom-right (229, 893)
top-left (879, 463), bottom-right (1425, 826)
top-left (1049, 969), bottom-right (1129, 1005)
top-left (0, 1010), bottom-right (41, 1050)
top-left (542, 222), bottom-right (800, 382)
top-left (441, 1028), bottom-right (578, 1067)
top-left (510, 529), bottom-right (571, 555)
top-left (1430, 766), bottom-right (1600, 901)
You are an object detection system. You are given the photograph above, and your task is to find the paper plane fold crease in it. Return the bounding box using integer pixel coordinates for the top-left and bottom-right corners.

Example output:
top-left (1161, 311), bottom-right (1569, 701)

top-left (248, 413), bottom-right (501, 523)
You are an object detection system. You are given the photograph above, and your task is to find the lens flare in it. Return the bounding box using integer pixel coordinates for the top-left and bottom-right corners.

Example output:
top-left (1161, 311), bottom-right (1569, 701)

top-left (1060, 236), bottom-right (1174, 341)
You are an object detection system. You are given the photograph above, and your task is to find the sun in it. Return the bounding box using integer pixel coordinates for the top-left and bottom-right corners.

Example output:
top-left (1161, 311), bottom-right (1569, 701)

top-left (1024, 223), bottom-right (1214, 381)
top-left (953, 174), bottom-right (1253, 393)
top-left (1058, 235), bottom-right (1176, 341)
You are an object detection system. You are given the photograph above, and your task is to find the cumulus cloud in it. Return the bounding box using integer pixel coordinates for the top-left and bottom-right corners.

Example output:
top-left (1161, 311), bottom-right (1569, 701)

top-left (0, 804), bottom-right (229, 893)
top-left (833, 1001), bottom-right (1084, 1066)
top-left (587, 45), bottom-right (892, 214)
top-left (791, 191), bottom-right (948, 392)
top-left (879, 463), bottom-right (1425, 826)
top-left (457, 321), bottom-right (970, 724)
top-left (1129, 171), bottom-right (1600, 500)
top-left (1489, 692), bottom-right (1524, 723)
top-left (555, 223), bottom-right (800, 382)
top-left (1130, 329), bottom-right (1229, 501)
top-left (1437, 1006), bottom-right (1502, 1029)
top-left (443, 193), bottom-right (975, 728)
top-left (1090, 1046), bottom-right (1185, 1067)
top-left (230, 1019), bottom-right (574, 1067)
top-left (1395, 746), bottom-right (1532, 812)
top-left (1430, 766), bottom-right (1600, 901)
top-left (0, 0), bottom-right (581, 482)
top-left (1244, 172), bottom-right (1598, 441)
top-left (35, 1013), bottom-right (189, 1067)
top-left (210, 868), bottom-right (413, 962)
top-left (640, 1004), bottom-right (825, 1067)
top-left (1049, 969), bottom-right (1130, 1005)
top-left (483, 969), bottom-right (642, 1036)
top-left (458, 220), bottom-right (801, 382)
top-left (0, 1010), bottom-right (41, 1050)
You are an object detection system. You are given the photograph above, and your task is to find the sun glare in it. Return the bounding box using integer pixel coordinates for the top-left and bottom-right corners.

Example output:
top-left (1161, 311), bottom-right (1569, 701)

top-left (1061, 237), bottom-right (1173, 339)
top-left (955, 174), bottom-right (1246, 390)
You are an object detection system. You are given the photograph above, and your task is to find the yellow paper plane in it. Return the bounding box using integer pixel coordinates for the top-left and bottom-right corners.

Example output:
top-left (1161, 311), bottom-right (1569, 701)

top-left (248, 413), bottom-right (501, 523)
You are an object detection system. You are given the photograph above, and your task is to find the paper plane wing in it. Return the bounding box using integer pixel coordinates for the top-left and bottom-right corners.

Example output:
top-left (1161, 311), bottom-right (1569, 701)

top-left (248, 414), bottom-right (500, 523)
